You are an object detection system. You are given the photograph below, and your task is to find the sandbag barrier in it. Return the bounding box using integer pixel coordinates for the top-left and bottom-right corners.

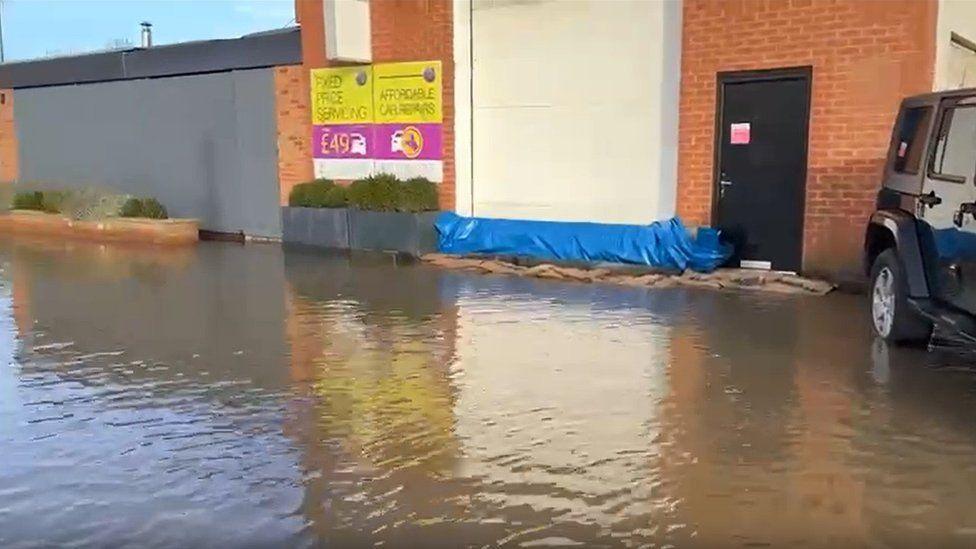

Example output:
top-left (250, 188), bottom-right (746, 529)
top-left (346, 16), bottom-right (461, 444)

top-left (421, 254), bottom-right (834, 296)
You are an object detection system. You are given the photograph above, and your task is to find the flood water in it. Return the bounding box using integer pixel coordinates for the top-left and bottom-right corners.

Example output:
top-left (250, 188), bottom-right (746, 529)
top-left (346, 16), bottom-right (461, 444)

top-left (2, 237), bottom-right (976, 547)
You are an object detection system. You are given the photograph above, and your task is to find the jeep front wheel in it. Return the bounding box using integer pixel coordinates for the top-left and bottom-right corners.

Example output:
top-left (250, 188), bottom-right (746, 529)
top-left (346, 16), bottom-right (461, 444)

top-left (870, 249), bottom-right (931, 344)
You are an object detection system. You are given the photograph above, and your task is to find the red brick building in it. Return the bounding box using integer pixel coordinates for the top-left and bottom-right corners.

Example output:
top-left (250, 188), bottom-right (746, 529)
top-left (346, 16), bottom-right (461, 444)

top-left (283, 0), bottom-right (973, 281)
top-left (277, 0), bottom-right (455, 211)
top-left (677, 0), bottom-right (942, 281)
top-left (3, 0), bottom-right (976, 281)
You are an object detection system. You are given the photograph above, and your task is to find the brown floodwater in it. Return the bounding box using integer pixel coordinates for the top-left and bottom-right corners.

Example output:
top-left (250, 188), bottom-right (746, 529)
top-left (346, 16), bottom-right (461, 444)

top-left (2, 236), bottom-right (976, 548)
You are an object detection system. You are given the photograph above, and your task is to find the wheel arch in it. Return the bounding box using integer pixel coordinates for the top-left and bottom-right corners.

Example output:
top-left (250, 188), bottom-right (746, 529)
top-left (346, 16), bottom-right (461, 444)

top-left (865, 209), bottom-right (929, 298)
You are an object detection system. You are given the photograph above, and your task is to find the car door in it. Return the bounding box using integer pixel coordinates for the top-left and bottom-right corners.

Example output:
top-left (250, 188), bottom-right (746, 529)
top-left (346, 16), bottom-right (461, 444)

top-left (920, 97), bottom-right (976, 315)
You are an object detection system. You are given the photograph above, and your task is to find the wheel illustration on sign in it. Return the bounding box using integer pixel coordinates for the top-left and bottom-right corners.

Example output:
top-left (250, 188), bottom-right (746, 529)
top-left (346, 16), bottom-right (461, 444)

top-left (349, 133), bottom-right (367, 156)
top-left (391, 126), bottom-right (424, 159)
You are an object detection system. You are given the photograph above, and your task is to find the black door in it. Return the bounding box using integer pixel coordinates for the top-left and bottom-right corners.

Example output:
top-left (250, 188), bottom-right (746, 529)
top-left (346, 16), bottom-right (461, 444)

top-left (715, 69), bottom-right (811, 272)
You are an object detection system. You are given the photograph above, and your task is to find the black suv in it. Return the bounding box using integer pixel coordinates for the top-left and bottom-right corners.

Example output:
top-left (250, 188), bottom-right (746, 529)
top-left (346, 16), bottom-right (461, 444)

top-left (865, 89), bottom-right (976, 345)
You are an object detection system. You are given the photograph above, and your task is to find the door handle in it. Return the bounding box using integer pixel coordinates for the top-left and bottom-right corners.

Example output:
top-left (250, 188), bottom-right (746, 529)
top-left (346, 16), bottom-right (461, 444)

top-left (919, 191), bottom-right (942, 208)
top-left (719, 179), bottom-right (733, 198)
top-left (953, 202), bottom-right (976, 227)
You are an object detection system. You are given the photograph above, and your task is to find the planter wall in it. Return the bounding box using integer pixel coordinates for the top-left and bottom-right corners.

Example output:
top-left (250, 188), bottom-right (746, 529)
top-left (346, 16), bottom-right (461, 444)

top-left (348, 210), bottom-right (439, 256)
top-left (281, 207), bottom-right (438, 256)
top-left (282, 207), bottom-right (349, 250)
top-left (0, 210), bottom-right (199, 245)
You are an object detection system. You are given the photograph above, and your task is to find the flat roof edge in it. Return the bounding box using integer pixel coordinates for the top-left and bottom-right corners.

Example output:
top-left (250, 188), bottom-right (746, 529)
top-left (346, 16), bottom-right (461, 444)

top-left (0, 27), bottom-right (302, 89)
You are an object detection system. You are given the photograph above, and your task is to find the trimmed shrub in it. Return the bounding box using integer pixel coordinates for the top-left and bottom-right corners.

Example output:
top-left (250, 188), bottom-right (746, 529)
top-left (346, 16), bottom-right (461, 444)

top-left (40, 191), bottom-right (68, 214)
top-left (120, 197), bottom-right (169, 219)
top-left (399, 177), bottom-right (439, 212)
top-left (348, 174), bottom-right (400, 212)
top-left (140, 198), bottom-right (168, 219)
top-left (289, 174), bottom-right (438, 212)
top-left (349, 174), bottom-right (439, 212)
top-left (321, 186), bottom-right (348, 208)
top-left (289, 178), bottom-right (336, 208)
top-left (120, 197), bottom-right (143, 218)
top-left (12, 191), bottom-right (44, 211)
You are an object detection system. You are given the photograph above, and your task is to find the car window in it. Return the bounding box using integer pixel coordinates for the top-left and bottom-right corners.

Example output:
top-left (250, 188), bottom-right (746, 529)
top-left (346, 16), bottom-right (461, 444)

top-left (931, 104), bottom-right (976, 184)
top-left (894, 106), bottom-right (932, 174)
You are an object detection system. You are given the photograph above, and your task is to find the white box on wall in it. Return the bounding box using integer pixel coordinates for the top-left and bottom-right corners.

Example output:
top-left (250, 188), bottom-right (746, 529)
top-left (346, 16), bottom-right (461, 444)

top-left (324, 0), bottom-right (372, 63)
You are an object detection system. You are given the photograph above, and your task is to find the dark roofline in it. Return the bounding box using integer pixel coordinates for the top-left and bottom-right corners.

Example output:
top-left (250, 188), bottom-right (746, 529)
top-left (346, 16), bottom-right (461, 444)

top-left (0, 26), bottom-right (302, 89)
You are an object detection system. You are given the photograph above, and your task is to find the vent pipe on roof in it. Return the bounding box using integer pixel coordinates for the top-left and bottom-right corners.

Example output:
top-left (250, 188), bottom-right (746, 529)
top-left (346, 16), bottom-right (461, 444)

top-left (140, 22), bottom-right (153, 48)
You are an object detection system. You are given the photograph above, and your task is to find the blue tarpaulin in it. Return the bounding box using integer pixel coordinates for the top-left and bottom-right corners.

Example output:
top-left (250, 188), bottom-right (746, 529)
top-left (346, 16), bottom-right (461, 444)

top-left (435, 212), bottom-right (732, 273)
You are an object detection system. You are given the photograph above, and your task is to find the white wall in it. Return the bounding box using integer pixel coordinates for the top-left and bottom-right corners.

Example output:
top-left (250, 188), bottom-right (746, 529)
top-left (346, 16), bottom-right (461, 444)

top-left (454, 0), bottom-right (681, 224)
top-left (324, 0), bottom-right (372, 63)
top-left (935, 0), bottom-right (976, 91)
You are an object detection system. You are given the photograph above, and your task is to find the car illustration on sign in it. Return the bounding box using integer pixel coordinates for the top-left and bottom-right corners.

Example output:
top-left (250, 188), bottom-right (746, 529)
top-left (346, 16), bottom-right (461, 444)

top-left (390, 127), bottom-right (424, 159)
top-left (390, 131), bottom-right (404, 154)
top-left (349, 133), bottom-right (367, 156)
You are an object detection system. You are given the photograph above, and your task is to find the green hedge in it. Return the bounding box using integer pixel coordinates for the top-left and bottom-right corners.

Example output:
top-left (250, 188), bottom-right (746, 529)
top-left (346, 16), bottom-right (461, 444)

top-left (9, 188), bottom-right (168, 220)
top-left (12, 191), bottom-right (44, 211)
top-left (119, 197), bottom-right (169, 219)
top-left (41, 191), bottom-right (69, 214)
top-left (289, 175), bottom-right (437, 212)
top-left (11, 190), bottom-right (65, 213)
top-left (288, 179), bottom-right (348, 208)
top-left (347, 174), bottom-right (438, 213)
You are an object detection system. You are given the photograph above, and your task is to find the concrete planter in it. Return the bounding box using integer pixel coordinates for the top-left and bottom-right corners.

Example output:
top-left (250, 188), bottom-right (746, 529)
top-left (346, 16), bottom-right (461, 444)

top-left (281, 206), bottom-right (349, 250)
top-left (0, 210), bottom-right (199, 245)
top-left (281, 207), bottom-right (439, 256)
top-left (348, 210), bottom-right (439, 256)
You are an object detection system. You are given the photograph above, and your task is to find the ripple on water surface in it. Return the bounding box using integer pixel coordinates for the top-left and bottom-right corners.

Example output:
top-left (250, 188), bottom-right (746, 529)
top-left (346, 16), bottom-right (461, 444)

top-left (2, 239), bottom-right (976, 547)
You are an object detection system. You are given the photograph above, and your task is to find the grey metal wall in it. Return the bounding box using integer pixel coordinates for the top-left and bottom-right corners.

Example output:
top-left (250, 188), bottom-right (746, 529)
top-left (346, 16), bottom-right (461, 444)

top-left (13, 68), bottom-right (281, 237)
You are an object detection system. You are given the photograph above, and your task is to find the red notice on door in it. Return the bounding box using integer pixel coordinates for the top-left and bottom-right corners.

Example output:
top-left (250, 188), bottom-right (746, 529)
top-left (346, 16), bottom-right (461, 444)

top-left (730, 122), bottom-right (751, 145)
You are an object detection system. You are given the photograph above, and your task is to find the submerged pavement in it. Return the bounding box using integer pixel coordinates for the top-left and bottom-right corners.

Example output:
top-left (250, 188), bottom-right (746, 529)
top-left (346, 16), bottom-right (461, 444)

top-left (1, 236), bottom-right (976, 547)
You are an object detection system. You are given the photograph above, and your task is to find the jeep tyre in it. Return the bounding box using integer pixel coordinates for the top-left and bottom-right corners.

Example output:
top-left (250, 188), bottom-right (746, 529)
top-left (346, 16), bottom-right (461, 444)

top-left (870, 249), bottom-right (932, 344)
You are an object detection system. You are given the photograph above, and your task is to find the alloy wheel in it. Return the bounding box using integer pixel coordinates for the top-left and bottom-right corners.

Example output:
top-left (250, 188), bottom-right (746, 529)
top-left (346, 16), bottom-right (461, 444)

top-left (872, 266), bottom-right (895, 337)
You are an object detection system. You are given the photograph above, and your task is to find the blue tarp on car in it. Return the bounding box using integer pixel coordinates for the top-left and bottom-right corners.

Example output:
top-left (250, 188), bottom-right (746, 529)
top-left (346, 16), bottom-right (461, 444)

top-left (434, 212), bottom-right (732, 273)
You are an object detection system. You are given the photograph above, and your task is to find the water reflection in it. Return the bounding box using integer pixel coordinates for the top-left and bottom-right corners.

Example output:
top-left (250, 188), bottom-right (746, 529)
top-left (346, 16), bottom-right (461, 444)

top-left (0, 239), bottom-right (305, 548)
top-left (3, 237), bottom-right (976, 547)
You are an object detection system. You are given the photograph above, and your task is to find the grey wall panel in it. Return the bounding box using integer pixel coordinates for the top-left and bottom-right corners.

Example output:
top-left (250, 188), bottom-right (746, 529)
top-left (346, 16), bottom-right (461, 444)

top-left (13, 68), bottom-right (282, 237)
top-left (231, 70), bottom-right (282, 237)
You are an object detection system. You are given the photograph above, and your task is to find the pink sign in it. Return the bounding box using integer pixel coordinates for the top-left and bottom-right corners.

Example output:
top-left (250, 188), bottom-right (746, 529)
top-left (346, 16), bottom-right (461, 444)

top-left (373, 124), bottom-right (443, 161)
top-left (313, 124), bottom-right (374, 159)
top-left (730, 122), bottom-right (751, 145)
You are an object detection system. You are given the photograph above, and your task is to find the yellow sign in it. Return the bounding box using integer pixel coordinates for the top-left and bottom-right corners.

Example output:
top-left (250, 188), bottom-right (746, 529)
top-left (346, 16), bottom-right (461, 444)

top-left (310, 66), bottom-right (373, 125)
top-left (373, 61), bottom-right (442, 124)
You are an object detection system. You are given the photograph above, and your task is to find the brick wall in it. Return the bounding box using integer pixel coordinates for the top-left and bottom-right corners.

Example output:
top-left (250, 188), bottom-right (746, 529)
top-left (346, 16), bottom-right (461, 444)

top-left (275, 66), bottom-right (314, 206)
top-left (371, 0), bottom-right (455, 210)
top-left (0, 89), bottom-right (18, 183)
top-left (678, 0), bottom-right (937, 281)
top-left (288, 0), bottom-right (455, 210)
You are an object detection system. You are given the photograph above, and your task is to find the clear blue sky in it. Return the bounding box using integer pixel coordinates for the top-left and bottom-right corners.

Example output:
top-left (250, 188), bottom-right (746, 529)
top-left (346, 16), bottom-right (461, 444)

top-left (1, 0), bottom-right (295, 62)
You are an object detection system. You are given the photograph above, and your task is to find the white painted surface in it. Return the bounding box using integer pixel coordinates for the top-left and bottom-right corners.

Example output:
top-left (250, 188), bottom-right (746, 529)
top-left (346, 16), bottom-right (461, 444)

top-left (313, 158), bottom-right (374, 180)
top-left (314, 159), bottom-right (443, 182)
top-left (935, 0), bottom-right (976, 91)
top-left (373, 160), bottom-right (444, 182)
top-left (324, 0), bottom-right (372, 63)
top-left (739, 260), bottom-right (773, 271)
top-left (453, 0), bottom-right (474, 216)
top-left (461, 0), bottom-right (681, 224)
